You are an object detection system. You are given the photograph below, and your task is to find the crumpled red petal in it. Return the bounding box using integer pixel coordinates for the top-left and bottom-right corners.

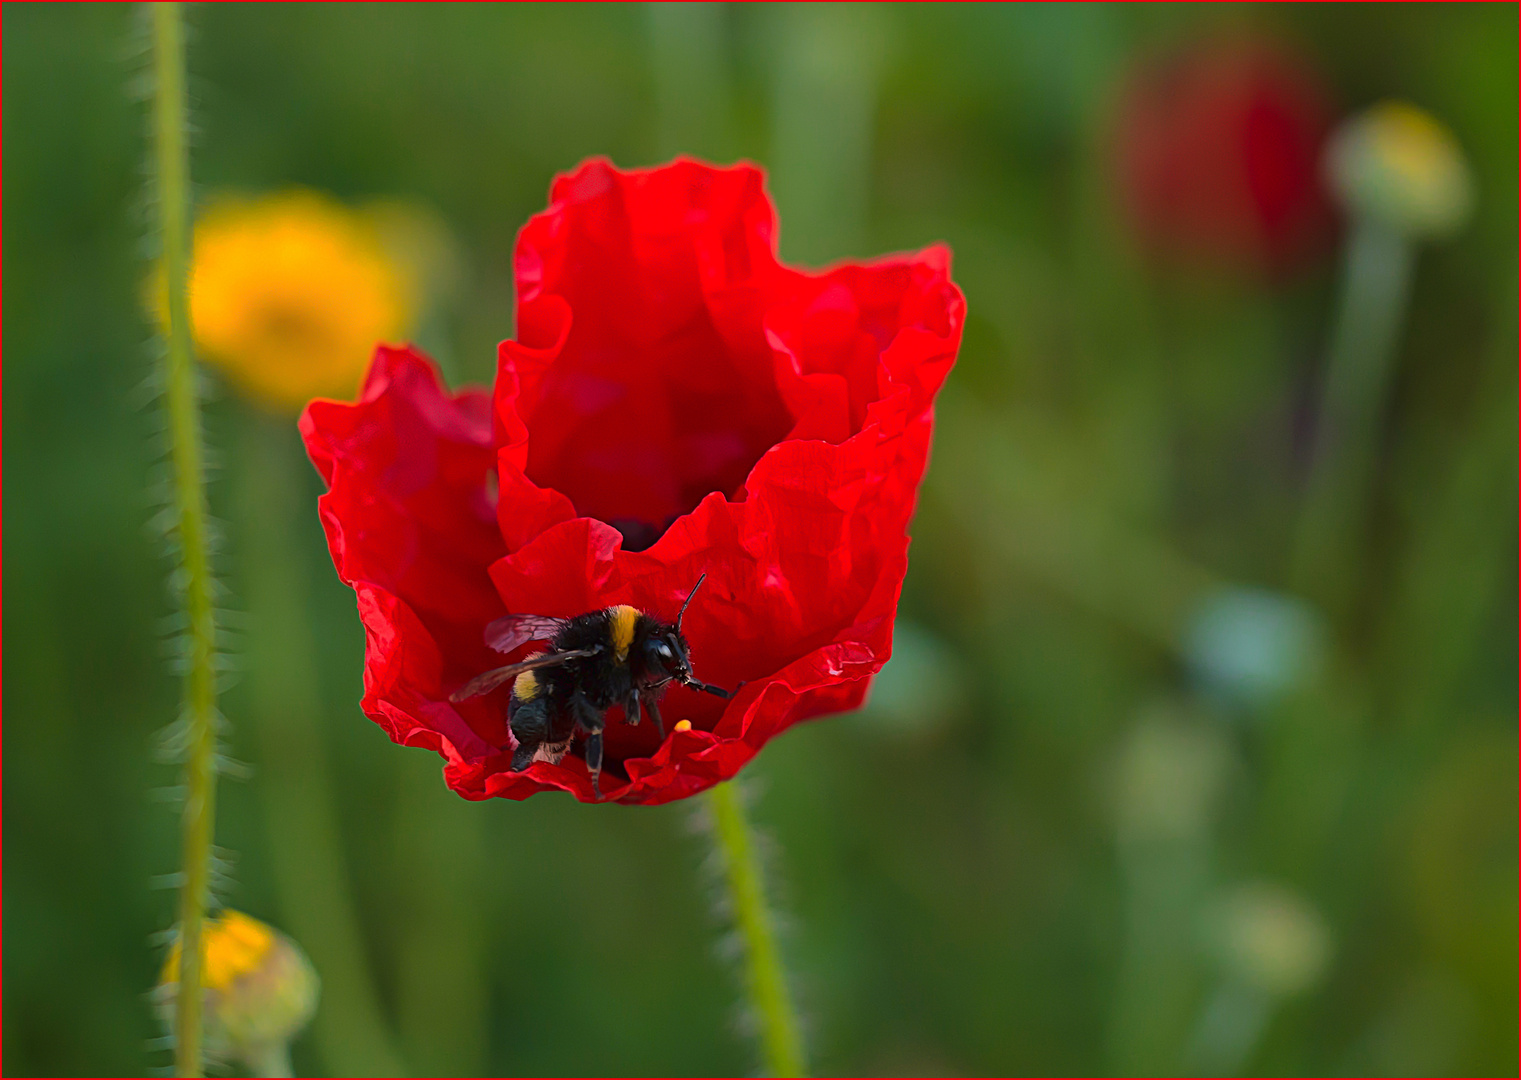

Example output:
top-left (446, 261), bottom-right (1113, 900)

top-left (302, 158), bottom-right (964, 805)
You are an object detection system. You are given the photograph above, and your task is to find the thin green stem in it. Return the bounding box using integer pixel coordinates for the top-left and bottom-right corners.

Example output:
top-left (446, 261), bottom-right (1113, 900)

top-left (151, 4), bottom-right (218, 1076)
top-left (706, 781), bottom-right (807, 1078)
top-left (1290, 219), bottom-right (1415, 615)
top-left (243, 1041), bottom-right (295, 1079)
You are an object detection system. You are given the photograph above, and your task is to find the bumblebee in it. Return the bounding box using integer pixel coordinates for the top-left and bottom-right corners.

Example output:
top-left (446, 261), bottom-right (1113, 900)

top-left (450, 575), bottom-right (729, 797)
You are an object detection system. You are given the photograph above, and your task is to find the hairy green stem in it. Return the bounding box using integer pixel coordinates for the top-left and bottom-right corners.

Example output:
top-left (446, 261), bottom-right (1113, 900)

top-left (706, 781), bottom-right (807, 1078)
top-left (151, 5), bottom-right (218, 1075)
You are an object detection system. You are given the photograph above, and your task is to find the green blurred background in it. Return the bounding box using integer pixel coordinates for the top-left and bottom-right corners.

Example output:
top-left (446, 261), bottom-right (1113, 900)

top-left (5, 3), bottom-right (1516, 1076)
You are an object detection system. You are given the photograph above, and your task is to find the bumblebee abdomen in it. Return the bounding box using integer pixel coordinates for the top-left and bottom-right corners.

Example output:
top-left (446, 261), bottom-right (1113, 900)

top-left (512, 669), bottom-right (541, 702)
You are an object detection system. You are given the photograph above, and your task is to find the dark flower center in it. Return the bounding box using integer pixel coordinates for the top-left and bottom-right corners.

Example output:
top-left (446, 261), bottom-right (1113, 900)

top-left (606, 516), bottom-right (667, 553)
top-left (523, 318), bottom-right (793, 541)
top-left (258, 303), bottom-right (331, 352)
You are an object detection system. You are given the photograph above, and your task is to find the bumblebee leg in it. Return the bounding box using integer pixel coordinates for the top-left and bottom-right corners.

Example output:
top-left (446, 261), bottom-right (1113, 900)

top-left (508, 695), bottom-right (551, 772)
top-left (625, 691), bottom-right (642, 727)
top-left (546, 698), bottom-right (577, 748)
top-left (569, 690), bottom-right (607, 799)
top-left (535, 698), bottom-right (575, 765)
top-left (585, 727), bottom-right (604, 799)
top-left (643, 693), bottom-right (665, 739)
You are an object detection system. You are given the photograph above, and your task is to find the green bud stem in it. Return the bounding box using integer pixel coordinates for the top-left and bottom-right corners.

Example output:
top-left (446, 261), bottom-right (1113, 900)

top-left (705, 781), bottom-right (807, 1078)
top-left (150, 4), bottom-right (219, 1076)
top-left (1291, 218), bottom-right (1416, 616)
top-left (243, 1041), bottom-right (295, 1079)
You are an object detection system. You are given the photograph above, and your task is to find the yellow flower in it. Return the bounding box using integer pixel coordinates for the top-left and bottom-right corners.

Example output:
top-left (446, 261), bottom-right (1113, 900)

top-left (176, 190), bottom-right (415, 411)
top-left (157, 910), bottom-right (319, 1069)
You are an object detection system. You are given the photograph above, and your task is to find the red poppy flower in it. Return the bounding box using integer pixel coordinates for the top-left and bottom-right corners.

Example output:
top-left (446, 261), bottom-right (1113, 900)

top-left (1113, 36), bottom-right (1337, 277)
top-left (300, 158), bottom-right (964, 805)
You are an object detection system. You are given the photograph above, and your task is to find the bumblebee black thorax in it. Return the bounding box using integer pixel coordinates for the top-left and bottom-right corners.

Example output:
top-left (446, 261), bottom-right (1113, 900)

top-left (524, 605), bottom-right (676, 709)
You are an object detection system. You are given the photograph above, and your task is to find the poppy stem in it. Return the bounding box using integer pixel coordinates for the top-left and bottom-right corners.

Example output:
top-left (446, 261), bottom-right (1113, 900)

top-left (705, 781), bottom-right (807, 1078)
top-left (1290, 218), bottom-right (1416, 615)
top-left (150, 4), bottom-right (219, 1075)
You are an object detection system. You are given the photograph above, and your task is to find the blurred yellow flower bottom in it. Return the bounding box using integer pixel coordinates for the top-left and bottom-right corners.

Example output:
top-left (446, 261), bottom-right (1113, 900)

top-left (184, 190), bottom-right (415, 412)
top-left (161, 909), bottom-right (274, 992)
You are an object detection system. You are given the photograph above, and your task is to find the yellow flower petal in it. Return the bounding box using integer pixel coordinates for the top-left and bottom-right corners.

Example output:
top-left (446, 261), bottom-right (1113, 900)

top-left (164, 190), bottom-right (417, 412)
top-left (160, 909), bottom-right (275, 992)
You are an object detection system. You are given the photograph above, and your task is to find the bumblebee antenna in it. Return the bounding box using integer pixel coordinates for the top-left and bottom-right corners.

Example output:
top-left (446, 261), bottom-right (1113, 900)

top-left (676, 573), bottom-right (706, 632)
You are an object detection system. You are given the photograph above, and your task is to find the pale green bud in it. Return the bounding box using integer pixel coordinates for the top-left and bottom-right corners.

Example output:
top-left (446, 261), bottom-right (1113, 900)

top-left (1113, 704), bottom-right (1233, 845)
top-left (1203, 882), bottom-right (1333, 997)
top-left (1327, 101), bottom-right (1473, 238)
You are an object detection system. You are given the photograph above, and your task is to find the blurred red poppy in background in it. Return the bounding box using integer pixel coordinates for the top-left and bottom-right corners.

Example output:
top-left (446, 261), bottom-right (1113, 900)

top-left (301, 158), bottom-right (964, 805)
top-left (1113, 35), bottom-right (1338, 277)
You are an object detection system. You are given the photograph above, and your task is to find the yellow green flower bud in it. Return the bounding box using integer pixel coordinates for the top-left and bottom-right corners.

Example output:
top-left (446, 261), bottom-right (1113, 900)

top-left (1327, 101), bottom-right (1473, 238)
top-left (155, 910), bottom-right (319, 1075)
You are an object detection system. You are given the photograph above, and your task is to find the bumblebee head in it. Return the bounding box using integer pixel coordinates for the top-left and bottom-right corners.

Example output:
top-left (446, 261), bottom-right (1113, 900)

top-left (643, 629), bottom-right (692, 683)
top-left (643, 574), bottom-right (730, 699)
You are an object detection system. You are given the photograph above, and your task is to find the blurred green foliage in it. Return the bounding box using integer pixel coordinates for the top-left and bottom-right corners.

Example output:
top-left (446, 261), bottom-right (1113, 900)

top-left (4, 3), bottom-right (1515, 1076)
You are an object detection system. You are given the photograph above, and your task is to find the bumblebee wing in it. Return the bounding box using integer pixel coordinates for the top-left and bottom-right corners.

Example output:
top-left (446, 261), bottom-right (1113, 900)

top-left (449, 648), bottom-right (600, 702)
top-left (484, 613), bottom-right (571, 654)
